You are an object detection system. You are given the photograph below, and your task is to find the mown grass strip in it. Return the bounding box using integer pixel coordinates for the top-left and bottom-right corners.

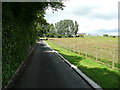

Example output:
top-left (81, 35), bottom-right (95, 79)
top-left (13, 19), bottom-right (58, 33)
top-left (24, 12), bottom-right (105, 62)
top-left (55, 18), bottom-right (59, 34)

top-left (46, 40), bottom-right (120, 89)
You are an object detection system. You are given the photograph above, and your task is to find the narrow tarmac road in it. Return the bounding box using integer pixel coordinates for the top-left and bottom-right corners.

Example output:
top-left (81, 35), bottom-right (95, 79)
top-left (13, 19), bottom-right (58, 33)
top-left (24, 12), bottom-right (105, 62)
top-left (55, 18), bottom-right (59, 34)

top-left (14, 40), bottom-right (93, 89)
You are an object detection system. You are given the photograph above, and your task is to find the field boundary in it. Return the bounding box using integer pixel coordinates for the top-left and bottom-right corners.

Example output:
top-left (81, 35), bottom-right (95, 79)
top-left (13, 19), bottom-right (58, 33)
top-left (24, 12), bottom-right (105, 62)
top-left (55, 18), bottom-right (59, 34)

top-left (49, 39), bottom-right (119, 69)
top-left (45, 41), bottom-right (103, 89)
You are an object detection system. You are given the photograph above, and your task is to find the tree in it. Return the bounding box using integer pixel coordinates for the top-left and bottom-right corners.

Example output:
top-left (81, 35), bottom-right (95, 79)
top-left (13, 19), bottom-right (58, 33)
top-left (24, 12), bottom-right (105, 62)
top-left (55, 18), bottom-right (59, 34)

top-left (49, 24), bottom-right (55, 33)
top-left (48, 24), bottom-right (55, 37)
top-left (54, 19), bottom-right (79, 37)
top-left (74, 21), bottom-right (79, 35)
top-left (103, 34), bottom-right (108, 37)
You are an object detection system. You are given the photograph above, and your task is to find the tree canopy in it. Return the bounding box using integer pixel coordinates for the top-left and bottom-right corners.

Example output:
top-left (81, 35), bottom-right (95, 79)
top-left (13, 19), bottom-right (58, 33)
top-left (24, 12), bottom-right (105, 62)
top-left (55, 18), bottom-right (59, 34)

top-left (42, 19), bottom-right (79, 38)
top-left (54, 19), bottom-right (79, 37)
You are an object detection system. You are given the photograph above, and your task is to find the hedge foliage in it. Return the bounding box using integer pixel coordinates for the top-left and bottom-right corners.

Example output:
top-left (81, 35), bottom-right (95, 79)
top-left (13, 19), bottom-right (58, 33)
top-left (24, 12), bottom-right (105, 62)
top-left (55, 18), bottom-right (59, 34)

top-left (2, 2), bottom-right (64, 87)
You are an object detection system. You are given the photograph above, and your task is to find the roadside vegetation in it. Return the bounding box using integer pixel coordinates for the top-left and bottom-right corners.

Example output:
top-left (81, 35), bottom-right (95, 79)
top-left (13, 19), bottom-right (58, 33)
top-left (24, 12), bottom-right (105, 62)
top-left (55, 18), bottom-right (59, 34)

top-left (2, 2), bottom-right (64, 88)
top-left (3, 2), bottom-right (119, 89)
top-left (46, 40), bottom-right (120, 88)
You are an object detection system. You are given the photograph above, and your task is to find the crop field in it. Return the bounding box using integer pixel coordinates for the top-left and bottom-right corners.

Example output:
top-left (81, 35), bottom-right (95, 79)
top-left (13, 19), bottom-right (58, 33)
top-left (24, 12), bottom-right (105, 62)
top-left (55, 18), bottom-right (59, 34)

top-left (46, 40), bottom-right (120, 88)
top-left (48, 37), bottom-right (119, 69)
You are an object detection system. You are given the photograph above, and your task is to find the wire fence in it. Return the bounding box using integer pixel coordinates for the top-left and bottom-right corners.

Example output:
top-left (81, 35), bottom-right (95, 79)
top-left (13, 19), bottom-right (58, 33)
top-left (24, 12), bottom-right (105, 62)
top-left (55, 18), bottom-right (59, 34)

top-left (48, 39), bottom-right (119, 69)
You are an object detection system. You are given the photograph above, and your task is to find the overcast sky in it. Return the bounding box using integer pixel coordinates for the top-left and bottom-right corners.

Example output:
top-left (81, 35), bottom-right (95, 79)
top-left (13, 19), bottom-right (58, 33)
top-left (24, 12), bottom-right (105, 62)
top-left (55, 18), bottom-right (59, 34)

top-left (45, 0), bottom-right (119, 36)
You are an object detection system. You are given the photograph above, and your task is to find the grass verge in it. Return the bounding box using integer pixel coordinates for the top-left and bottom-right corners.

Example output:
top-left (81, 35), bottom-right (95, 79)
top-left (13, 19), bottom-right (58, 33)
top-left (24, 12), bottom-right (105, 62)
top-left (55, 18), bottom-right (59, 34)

top-left (46, 40), bottom-right (120, 89)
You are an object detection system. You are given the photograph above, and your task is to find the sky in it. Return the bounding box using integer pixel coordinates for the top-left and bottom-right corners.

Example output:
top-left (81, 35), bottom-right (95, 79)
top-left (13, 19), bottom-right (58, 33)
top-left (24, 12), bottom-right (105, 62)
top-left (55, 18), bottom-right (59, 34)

top-left (45, 0), bottom-right (119, 36)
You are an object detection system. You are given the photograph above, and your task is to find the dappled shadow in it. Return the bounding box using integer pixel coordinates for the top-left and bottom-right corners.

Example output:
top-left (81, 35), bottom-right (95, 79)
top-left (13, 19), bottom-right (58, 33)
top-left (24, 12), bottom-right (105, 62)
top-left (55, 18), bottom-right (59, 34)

top-left (58, 53), bottom-right (120, 89)
top-left (38, 41), bottom-right (55, 53)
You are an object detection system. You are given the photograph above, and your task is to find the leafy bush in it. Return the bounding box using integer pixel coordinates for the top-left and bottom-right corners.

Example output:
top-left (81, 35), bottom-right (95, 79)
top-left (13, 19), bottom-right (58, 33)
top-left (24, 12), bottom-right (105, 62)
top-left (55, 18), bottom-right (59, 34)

top-left (49, 33), bottom-right (54, 37)
top-left (2, 3), bottom-right (37, 87)
top-left (45, 33), bottom-right (49, 37)
top-left (113, 36), bottom-right (115, 38)
top-left (56, 34), bottom-right (62, 38)
top-left (103, 34), bottom-right (108, 37)
top-left (68, 35), bottom-right (73, 37)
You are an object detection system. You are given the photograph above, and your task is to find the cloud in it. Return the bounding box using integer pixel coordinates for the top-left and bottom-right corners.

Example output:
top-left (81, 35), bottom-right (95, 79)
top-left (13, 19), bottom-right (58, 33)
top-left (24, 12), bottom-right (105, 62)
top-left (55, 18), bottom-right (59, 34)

top-left (44, 0), bottom-right (119, 35)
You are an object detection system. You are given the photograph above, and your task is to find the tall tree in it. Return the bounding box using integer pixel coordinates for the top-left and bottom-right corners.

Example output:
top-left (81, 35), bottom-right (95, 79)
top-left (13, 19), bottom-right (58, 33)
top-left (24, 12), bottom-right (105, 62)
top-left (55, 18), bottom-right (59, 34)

top-left (54, 19), bottom-right (79, 37)
top-left (49, 24), bottom-right (55, 33)
top-left (74, 21), bottom-right (79, 35)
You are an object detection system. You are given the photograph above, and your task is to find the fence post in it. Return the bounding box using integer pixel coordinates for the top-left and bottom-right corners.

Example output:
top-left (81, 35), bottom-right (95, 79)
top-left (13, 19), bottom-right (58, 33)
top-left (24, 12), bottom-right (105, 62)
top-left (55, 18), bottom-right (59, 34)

top-left (74, 44), bottom-right (76, 52)
top-left (62, 44), bottom-right (64, 48)
top-left (69, 44), bottom-right (70, 51)
top-left (70, 45), bottom-right (72, 51)
top-left (69, 45), bottom-right (71, 51)
top-left (79, 51), bottom-right (81, 55)
top-left (86, 47), bottom-right (87, 57)
top-left (118, 49), bottom-right (120, 69)
top-left (112, 49), bottom-right (115, 68)
top-left (96, 47), bottom-right (98, 61)
top-left (78, 46), bottom-right (80, 55)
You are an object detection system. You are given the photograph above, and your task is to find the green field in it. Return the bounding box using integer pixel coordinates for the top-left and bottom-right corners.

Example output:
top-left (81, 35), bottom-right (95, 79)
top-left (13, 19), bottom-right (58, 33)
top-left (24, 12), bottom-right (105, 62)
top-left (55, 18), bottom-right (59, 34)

top-left (46, 39), bottom-right (120, 88)
top-left (48, 37), bottom-right (119, 68)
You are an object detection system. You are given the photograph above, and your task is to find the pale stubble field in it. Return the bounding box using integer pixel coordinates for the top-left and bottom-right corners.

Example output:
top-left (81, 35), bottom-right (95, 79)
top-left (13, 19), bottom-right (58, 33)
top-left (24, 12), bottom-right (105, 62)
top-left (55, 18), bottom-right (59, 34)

top-left (48, 37), bottom-right (119, 68)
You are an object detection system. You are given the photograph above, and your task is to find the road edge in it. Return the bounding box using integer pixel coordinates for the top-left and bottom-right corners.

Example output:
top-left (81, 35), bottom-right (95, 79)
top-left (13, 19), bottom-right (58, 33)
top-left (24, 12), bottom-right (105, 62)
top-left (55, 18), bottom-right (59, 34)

top-left (44, 41), bottom-right (103, 90)
top-left (3, 43), bottom-right (38, 89)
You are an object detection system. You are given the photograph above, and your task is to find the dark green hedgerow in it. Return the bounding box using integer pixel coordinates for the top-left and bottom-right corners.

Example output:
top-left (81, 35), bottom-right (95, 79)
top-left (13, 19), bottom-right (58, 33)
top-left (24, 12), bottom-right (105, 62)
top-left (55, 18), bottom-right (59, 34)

top-left (2, 3), bottom-right (37, 87)
top-left (2, 2), bottom-right (64, 87)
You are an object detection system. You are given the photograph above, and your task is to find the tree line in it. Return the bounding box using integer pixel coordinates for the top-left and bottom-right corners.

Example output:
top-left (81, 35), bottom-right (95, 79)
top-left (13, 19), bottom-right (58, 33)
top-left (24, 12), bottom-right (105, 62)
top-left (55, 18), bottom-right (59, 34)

top-left (37, 19), bottom-right (79, 38)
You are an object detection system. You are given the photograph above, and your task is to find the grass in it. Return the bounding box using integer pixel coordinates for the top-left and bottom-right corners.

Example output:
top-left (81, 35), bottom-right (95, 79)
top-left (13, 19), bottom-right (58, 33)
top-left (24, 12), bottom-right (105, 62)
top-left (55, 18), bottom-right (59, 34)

top-left (46, 40), bottom-right (120, 89)
top-left (48, 37), bottom-right (118, 68)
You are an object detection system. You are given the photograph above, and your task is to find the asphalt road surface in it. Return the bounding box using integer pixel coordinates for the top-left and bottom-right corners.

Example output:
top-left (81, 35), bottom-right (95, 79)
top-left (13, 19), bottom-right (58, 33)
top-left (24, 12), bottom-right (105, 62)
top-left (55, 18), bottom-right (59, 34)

top-left (14, 40), bottom-right (93, 89)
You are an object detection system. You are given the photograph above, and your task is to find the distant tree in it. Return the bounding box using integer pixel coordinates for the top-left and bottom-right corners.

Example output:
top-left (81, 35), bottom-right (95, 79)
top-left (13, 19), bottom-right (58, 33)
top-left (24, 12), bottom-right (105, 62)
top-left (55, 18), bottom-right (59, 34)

top-left (103, 34), bottom-right (108, 37)
top-left (44, 24), bottom-right (55, 37)
top-left (56, 34), bottom-right (62, 38)
top-left (54, 19), bottom-right (79, 37)
top-left (36, 23), bottom-right (44, 37)
top-left (74, 21), bottom-right (79, 35)
top-left (113, 36), bottom-right (115, 38)
top-left (49, 24), bottom-right (55, 33)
